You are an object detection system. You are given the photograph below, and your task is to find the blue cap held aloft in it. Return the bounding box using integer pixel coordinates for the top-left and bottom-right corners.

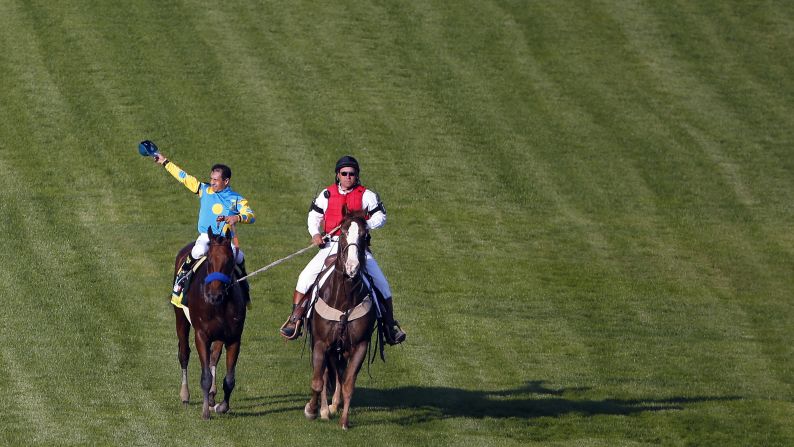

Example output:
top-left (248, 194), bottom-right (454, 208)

top-left (138, 140), bottom-right (160, 157)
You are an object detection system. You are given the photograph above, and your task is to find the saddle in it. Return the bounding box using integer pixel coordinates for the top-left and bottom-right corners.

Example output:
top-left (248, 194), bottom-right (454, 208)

top-left (306, 263), bottom-right (374, 323)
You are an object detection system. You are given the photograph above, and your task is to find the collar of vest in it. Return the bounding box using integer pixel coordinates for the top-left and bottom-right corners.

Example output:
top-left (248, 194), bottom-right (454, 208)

top-left (330, 184), bottom-right (366, 195)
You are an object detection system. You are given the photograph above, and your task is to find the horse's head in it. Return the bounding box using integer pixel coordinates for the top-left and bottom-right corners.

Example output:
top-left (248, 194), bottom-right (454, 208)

top-left (338, 208), bottom-right (369, 278)
top-left (204, 227), bottom-right (235, 305)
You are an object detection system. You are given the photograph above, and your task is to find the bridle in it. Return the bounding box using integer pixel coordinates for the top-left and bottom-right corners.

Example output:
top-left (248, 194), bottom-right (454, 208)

top-left (338, 224), bottom-right (367, 278)
top-left (204, 239), bottom-right (236, 297)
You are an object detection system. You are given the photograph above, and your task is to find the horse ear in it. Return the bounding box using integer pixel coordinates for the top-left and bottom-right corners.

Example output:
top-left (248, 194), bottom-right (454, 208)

top-left (208, 226), bottom-right (215, 238)
top-left (224, 228), bottom-right (231, 240)
top-left (342, 204), bottom-right (349, 216)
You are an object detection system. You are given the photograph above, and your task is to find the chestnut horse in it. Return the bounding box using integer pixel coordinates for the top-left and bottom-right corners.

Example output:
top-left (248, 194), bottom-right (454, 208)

top-left (304, 209), bottom-right (377, 429)
top-left (173, 227), bottom-right (247, 419)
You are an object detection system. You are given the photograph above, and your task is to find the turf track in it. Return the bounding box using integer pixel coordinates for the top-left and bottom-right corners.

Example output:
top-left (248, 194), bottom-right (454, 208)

top-left (0, 1), bottom-right (792, 445)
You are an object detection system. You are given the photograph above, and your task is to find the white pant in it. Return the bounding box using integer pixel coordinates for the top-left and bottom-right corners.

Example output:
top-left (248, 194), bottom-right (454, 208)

top-left (296, 240), bottom-right (392, 298)
top-left (192, 233), bottom-right (245, 264)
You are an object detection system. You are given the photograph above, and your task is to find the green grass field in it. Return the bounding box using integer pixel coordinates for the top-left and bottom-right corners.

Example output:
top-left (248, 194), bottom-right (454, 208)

top-left (0, 1), bottom-right (792, 445)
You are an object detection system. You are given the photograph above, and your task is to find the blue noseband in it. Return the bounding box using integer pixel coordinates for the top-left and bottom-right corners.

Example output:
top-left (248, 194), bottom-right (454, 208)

top-left (205, 272), bottom-right (232, 285)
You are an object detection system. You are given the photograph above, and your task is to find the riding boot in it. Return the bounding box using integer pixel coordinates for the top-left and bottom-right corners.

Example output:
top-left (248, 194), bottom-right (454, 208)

top-left (235, 260), bottom-right (251, 309)
top-left (381, 298), bottom-right (407, 345)
top-left (171, 255), bottom-right (198, 307)
top-left (280, 291), bottom-right (308, 340)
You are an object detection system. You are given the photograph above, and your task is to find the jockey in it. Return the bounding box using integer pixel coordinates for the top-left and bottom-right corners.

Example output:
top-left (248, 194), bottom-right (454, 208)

top-left (280, 155), bottom-right (406, 345)
top-left (152, 151), bottom-right (255, 306)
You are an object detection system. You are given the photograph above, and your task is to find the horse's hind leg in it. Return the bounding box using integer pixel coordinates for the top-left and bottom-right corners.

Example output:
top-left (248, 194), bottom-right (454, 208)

top-left (209, 341), bottom-right (223, 407)
top-left (329, 362), bottom-right (342, 416)
top-left (214, 340), bottom-right (240, 414)
top-left (175, 307), bottom-right (191, 406)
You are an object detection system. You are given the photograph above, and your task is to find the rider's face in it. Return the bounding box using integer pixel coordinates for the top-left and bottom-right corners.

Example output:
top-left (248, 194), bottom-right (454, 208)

top-left (337, 168), bottom-right (358, 190)
top-left (209, 170), bottom-right (229, 193)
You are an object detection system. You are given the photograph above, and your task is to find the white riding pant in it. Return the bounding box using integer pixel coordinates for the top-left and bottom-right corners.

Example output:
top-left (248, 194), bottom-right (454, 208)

top-left (192, 233), bottom-right (245, 264)
top-left (296, 240), bottom-right (392, 299)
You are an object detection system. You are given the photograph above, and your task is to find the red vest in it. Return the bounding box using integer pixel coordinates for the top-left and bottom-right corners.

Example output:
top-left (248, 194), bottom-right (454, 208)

top-left (324, 184), bottom-right (366, 235)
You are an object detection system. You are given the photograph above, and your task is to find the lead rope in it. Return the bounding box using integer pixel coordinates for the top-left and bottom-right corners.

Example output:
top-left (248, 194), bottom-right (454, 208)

top-left (233, 224), bottom-right (342, 285)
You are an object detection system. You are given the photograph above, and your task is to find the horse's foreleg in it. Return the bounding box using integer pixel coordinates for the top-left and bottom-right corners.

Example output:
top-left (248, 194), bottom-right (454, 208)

top-left (214, 340), bottom-right (240, 414)
top-left (320, 368), bottom-right (331, 420)
top-left (195, 332), bottom-right (213, 420)
top-left (209, 341), bottom-right (223, 407)
top-left (339, 341), bottom-right (369, 430)
top-left (305, 345), bottom-right (327, 420)
top-left (175, 308), bottom-right (191, 406)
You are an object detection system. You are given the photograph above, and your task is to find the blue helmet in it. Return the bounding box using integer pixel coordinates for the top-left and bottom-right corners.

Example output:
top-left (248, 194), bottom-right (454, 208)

top-left (138, 140), bottom-right (160, 157)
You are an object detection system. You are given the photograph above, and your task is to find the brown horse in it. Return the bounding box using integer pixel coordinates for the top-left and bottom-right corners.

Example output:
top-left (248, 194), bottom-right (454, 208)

top-left (304, 209), bottom-right (377, 429)
top-left (173, 227), bottom-right (247, 419)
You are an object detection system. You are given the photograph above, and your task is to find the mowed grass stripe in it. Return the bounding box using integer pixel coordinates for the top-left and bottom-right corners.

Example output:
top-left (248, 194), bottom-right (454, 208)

top-left (0, 3), bottom-right (87, 441)
top-left (544, 1), bottom-right (792, 402)
top-left (0, 20), bottom-right (273, 447)
top-left (601, 1), bottom-right (794, 391)
top-left (0, 174), bottom-right (63, 443)
top-left (0, 3), bottom-right (189, 444)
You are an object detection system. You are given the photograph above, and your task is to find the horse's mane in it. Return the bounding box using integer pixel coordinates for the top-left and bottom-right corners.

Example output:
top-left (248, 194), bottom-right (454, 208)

top-left (342, 207), bottom-right (368, 223)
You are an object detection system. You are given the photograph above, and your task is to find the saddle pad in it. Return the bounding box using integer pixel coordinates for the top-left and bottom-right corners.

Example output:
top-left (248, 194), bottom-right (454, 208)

top-left (170, 256), bottom-right (208, 309)
top-left (314, 295), bottom-right (373, 322)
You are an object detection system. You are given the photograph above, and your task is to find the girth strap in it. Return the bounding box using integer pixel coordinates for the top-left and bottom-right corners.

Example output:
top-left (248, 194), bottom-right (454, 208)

top-left (314, 295), bottom-right (372, 322)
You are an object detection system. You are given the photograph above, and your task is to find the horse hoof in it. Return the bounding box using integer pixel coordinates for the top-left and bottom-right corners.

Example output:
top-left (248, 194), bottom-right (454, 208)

top-left (304, 403), bottom-right (318, 420)
top-left (328, 404), bottom-right (338, 415)
top-left (214, 402), bottom-right (229, 414)
top-left (180, 387), bottom-right (190, 404)
top-left (320, 408), bottom-right (330, 420)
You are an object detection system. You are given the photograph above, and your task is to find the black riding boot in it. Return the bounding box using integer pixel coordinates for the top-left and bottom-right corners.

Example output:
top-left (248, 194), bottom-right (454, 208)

top-left (381, 298), bottom-right (406, 345)
top-left (173, 255), bottom-right (197, 295)
top-left (280, 291), bottom-right (308, 340)
top-left (171, 254), bottom-right (197, 308)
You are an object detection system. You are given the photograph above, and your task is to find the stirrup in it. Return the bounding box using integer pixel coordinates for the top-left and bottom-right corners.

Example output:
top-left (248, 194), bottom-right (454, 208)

top-left (385, 321), bottom-right (406, 345)
top-left (279, 318), bottom-right (303, 340)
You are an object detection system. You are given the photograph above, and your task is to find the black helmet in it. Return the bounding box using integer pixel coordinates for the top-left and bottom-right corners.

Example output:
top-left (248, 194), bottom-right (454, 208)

top-left (335, 155), bottom-right (359, 173)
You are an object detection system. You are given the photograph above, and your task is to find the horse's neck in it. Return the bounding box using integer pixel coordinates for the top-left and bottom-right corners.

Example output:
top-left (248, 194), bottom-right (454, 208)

top-left (322, 269), bottom-right (365, 311)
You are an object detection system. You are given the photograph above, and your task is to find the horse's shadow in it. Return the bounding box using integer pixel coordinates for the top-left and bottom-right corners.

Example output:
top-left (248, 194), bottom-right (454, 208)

top-left (222, 381), bottom-right (739, 422)
top-left (351, 380), bottom-right (739, 424)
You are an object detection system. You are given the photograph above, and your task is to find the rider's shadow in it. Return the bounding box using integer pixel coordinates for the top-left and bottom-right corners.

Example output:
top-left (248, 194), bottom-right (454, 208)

top-left (355, 380), bottom-right (739, 424)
